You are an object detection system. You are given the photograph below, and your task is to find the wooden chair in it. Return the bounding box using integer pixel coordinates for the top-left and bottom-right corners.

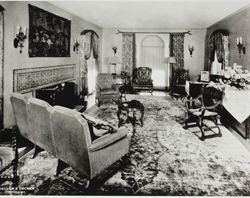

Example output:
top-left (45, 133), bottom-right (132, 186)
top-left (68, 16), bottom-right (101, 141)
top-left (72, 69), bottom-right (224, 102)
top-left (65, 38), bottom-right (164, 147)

top-left (171, 68), bottom-right (189, 100)
top-left (184, 86), bottom-right (224, 141)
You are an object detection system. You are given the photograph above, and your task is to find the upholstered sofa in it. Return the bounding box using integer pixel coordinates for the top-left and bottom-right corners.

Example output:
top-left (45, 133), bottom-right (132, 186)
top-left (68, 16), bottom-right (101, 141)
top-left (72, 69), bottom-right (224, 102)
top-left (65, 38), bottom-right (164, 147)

top-left (10, 93), bottom-right (132, 184)
top-left (132, 67), bottom-right (153, 95)
top-left (95, 73), bottom-right (120, 106)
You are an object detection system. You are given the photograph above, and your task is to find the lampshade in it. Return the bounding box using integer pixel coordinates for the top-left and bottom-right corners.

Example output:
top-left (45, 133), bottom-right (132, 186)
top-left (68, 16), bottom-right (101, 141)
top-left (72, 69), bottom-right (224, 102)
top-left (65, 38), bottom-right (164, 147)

top-left (164, 56), bottom-right (176, 64)
top-left (107, 56), bottom-right (121, 65)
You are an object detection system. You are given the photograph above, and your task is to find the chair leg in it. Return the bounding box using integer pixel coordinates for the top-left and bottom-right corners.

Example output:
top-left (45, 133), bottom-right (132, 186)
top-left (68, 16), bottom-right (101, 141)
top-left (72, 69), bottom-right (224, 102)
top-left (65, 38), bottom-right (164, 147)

top-left (183, 113), bottom-right (191, 129)
top-left (198, 118), bottom-right (205, 141)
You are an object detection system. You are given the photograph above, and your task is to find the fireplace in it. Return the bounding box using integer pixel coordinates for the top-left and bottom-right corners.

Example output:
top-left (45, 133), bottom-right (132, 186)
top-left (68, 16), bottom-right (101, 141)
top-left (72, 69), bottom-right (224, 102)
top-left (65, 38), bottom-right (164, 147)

top-left (13, 64), bottom-right (87, 110)
top-left (36, 82), bottom-right (77, 109)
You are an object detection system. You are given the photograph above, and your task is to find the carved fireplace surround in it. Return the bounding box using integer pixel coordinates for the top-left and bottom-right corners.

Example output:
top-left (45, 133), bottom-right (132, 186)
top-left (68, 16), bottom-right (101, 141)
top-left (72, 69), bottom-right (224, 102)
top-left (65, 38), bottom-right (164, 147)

top-left (13, 64), bottom-right (76, 94)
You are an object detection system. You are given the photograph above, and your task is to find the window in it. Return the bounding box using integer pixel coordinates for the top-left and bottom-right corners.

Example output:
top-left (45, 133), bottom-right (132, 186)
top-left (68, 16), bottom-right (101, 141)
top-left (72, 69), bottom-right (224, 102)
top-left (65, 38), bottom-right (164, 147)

top-left (141, 35), bottom-right (166, 88)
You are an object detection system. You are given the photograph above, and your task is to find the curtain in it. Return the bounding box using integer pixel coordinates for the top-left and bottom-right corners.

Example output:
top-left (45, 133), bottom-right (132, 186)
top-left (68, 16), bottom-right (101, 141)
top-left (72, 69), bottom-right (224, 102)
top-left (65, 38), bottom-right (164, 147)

top-left (170, 33), bottom-right (184, 69)
top-left (83, 31), bottom-right (92, 60)
top-left (141, 35), bottom-right (165, 87)
top-left (80, 30), bottom-right (100, 95)
top-left (208, 30), bottom-right (229, 72)
top-left (92, 33), bottom-right (99, 59)
top-left (79, 35), bottom-right (89, 95)
top-left (0, 7), bottom-right (3, 129)
top-left (209, 34), bottom-right (215, 62)
top-left (215, 32), bottom-right (225, 64)
top-left (223, 35), bottom-right (229, 68)
top-left (122, 33), bottom-right (136, 75)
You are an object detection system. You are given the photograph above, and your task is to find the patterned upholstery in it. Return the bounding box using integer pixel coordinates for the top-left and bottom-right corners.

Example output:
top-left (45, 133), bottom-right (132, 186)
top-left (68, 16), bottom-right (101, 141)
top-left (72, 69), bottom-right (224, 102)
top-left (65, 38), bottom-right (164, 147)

top-left (132, 67), bottom-right (153, 94)
top-left (95, 73), bottom-right (120, 106)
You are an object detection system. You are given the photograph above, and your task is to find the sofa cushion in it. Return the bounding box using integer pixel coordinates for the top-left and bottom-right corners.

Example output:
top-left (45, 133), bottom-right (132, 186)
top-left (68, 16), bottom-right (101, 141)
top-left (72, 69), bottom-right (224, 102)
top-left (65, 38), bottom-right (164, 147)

top-left (51, 105), bottom-right (92, 177)
top-left (10, 93), bottom-right (32, 142)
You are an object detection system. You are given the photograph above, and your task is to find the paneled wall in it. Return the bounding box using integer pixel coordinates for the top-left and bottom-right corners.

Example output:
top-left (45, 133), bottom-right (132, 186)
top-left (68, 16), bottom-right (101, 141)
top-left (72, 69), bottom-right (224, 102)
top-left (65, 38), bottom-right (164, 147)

top-left (206, 5), bottom-right (250, 70)
top-left (0, 1), bottom-right (102, 127)
top-left (101, 28), bottom-right (206, 85)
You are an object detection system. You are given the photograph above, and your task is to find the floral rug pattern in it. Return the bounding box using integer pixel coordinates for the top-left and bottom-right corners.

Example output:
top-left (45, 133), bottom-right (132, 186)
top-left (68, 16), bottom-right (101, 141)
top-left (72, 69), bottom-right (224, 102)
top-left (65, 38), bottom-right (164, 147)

top-left (2, 94), bottom-right (250, 195)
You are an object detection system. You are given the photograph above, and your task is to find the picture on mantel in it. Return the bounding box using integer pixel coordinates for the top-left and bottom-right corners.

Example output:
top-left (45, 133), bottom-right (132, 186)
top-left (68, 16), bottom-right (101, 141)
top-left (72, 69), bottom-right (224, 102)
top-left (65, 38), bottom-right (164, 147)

top-left (28, 4), bottom-right (71, 57)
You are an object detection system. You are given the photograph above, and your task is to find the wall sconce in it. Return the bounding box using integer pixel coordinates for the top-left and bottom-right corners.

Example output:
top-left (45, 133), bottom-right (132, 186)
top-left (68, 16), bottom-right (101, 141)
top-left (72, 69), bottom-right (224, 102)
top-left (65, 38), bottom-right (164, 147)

top-left (73, 38), bottom-right (80, 53)
top-left (13, 25), bottom-right (27, 53)
top-left (112, 46), bottom-right (117, 55)
top-left (237, 37), bottom-right (246, 57)
top-left (188, 45), bottom-right (194, 57)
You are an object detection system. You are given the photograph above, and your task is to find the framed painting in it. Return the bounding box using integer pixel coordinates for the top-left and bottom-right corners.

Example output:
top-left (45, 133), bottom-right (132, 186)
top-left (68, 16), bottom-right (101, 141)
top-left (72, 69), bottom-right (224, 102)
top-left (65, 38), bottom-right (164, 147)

top-left (28, 4), bottom-right (71, 57)
top-left (200, 71), bottom-right (210, 82)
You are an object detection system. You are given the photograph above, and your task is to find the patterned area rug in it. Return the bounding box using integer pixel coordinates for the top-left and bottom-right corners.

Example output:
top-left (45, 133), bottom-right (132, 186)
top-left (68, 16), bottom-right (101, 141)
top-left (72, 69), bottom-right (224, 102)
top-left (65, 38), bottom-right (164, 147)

top-left (1, 94), bottom-right (250, 195)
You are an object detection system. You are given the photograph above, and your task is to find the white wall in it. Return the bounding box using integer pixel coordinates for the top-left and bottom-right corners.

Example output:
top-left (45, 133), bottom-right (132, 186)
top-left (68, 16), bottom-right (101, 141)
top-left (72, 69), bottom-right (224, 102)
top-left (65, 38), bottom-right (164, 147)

top-left (102, 28), bottom-right (206, 86)
top-left (184, 29), bottom-right (207, 80)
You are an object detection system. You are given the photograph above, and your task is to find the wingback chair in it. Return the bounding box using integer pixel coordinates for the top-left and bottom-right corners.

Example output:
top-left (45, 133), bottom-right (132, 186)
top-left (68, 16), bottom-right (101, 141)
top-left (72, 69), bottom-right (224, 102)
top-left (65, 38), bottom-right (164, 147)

top-left (132, 67), bottom-right (153, 95)
top-left (95, 73), bottom-right (120, 106)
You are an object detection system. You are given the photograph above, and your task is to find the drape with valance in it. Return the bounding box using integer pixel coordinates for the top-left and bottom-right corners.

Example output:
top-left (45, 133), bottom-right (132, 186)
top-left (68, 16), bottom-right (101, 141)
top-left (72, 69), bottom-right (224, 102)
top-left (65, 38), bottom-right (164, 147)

top-left (122, 33), bottom-right (136, 75)
top-left (170, 33), bottom-right (185, 70)
top-left (208, 30), bottom-right (229, 73)
top-left (79, 30), bottom-right (100, 95)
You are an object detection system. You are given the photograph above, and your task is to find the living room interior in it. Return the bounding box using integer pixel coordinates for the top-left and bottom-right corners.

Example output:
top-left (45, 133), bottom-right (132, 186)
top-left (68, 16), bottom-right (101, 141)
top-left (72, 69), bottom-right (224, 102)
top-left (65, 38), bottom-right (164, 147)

top-left (1, 0), bottom-right (250, 195)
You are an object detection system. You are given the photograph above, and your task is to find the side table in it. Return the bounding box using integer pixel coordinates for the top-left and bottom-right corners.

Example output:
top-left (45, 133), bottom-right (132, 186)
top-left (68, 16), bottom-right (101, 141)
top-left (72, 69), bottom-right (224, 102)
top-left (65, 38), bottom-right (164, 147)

top-left (117, 100), bottom-right (144, 132)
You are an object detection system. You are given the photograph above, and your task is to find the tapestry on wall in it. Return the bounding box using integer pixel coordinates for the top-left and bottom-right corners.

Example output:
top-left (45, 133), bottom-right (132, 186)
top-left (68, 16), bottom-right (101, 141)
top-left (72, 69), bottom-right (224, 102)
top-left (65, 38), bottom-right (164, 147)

top-left (28, 4), bottom-right (71, 57)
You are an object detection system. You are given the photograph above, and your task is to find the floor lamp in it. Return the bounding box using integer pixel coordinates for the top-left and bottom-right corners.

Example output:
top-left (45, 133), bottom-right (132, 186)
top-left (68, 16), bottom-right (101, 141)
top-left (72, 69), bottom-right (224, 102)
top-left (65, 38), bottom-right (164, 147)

top-left (165, 57), bottom-right (176, 94)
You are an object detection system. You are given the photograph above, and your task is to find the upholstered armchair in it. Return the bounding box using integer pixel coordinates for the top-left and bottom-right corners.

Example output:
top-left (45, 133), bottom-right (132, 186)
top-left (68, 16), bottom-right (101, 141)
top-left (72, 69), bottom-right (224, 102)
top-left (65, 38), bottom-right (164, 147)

top-left (95, 73), bottom-right (120, 106)
top-left (184, 86), bottom-right (224, 141)
top-left (132, 67), bottom-right (153, 95)
top-left (171, 68), bottom-right (189, 99)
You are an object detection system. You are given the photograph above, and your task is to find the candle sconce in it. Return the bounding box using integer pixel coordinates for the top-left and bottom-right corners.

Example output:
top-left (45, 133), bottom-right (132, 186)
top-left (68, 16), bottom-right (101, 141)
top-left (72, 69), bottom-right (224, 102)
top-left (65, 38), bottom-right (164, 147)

top-left (73, 38), bottom-right (80, 53)
top-left (112, 46), bottom-right (117, 55)
top-left (188, 45), bottom-right (194, 57)
top-left (237, 37), bottom-right (246, 57)
top-left (13, 25), bottom-right (27, 53)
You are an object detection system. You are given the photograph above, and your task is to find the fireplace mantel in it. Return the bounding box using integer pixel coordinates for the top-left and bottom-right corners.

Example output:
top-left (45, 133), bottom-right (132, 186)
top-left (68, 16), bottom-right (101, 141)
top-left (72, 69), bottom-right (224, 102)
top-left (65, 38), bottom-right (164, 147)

top-left (13, 64), bottom-right (76, 93)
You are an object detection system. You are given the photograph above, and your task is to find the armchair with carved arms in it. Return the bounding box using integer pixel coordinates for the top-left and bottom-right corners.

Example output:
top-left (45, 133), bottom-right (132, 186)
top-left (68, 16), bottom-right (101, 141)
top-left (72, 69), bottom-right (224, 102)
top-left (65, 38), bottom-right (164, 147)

top-left (132, 67), bottom-right (153, 95)
top-left (184, 86), bottom-right (224, 141)
top-left (95, 73), bottom-right (120, 106)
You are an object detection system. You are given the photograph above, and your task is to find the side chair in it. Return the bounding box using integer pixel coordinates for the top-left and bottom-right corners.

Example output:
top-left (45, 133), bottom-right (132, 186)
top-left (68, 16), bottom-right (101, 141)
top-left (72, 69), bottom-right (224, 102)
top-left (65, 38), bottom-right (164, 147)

top-left (184, 86), bottom-right (224, 141)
